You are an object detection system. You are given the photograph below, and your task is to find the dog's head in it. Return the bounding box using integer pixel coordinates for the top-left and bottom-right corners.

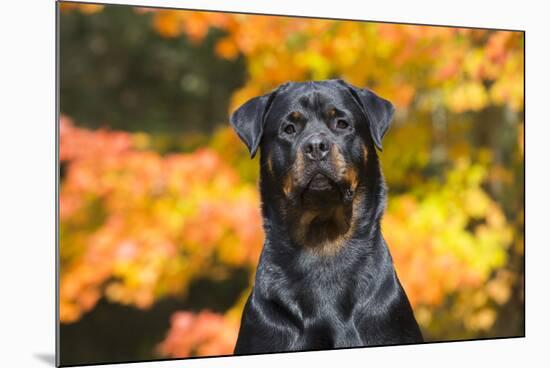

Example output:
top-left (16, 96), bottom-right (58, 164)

top-left (230, 80), bottom-right (393, 254)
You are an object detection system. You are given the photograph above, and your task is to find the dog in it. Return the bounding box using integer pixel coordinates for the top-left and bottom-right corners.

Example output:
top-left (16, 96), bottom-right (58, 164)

top-left (229, 79), bottom-right (423, 355)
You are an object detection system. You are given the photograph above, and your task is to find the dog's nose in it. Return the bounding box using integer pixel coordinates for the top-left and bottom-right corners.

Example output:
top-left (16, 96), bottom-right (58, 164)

top-left (303, 135), bottom-right (331, 161)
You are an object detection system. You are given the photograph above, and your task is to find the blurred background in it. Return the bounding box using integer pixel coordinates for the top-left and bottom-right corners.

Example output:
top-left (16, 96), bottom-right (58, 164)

top-left (58, 2), bottom-right (524, 366)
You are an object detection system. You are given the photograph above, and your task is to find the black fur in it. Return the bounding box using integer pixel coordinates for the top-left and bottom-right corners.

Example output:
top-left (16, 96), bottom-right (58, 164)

top-left (229, 79), bottom-right (423, 355)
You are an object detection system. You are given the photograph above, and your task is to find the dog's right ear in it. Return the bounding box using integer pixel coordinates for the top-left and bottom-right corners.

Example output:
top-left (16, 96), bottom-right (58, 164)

top-left (229, 85), bottom-right (285, 159)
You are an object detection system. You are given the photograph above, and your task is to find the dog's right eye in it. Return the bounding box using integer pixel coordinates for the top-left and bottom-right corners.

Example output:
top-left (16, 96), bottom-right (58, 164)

top-left (336, 119), bottom-right (350, 129)
top-left (283, 124), bottom-right (296, 135)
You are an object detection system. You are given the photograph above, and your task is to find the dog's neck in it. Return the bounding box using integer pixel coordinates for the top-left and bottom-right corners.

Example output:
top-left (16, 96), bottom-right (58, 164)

top-left (291, 204), bottom-right (352, 253)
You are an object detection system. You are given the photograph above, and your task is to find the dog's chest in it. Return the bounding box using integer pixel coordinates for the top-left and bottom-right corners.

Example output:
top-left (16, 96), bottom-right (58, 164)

top-left (288, 276), bottom-right (365, 348)
top-left (295, 271), bottom-right (354, 314)
top-left (256, 247), bottom-right (381, 348)
top-left (270, 252), bottom-right (367, 317)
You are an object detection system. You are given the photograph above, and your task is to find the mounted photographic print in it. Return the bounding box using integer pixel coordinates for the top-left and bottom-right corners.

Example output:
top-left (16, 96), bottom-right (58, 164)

top-left (57, 1), bottom-right (525, 366)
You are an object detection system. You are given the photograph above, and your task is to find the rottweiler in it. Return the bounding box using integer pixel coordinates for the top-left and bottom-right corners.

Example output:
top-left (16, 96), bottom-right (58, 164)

top-left (229, 79), bottom-right (423, 355)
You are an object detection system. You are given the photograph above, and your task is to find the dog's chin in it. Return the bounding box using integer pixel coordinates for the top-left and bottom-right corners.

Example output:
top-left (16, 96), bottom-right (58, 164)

top-left (300, 173), bottom-right (342, 210)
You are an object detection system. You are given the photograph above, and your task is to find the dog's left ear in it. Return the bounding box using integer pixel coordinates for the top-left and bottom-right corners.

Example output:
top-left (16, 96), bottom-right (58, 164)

top-left (337, 80), bottom-right (394, 151)
top-left (229, 85), bottom-right (286, 158)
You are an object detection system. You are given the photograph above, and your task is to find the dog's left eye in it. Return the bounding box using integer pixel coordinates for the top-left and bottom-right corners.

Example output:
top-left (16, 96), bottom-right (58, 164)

top-left (336, 119), bottom-right (350, 129)
top-left (283, 124), bottom-right (296, 135)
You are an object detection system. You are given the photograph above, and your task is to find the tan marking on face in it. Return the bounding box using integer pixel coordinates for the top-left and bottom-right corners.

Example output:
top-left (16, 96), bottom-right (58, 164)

top-left (330, 145), bottom-right (347, 178)
top-left (290, 111), bottom-right (302, 121)
top-left (331, 145), bottom-right (357, 190)
top-left (283, 151), bottom-right (305, 197)
top-left (294, 150), bottom-right (305, 178)
top-left (346, 168), bottom-right (358, 191)
top-left (363, 144), bottom-right (369, 163)
top-left (327, 108), bottom-right (336, 118)
top-left (283, 174), bottom-right (292, 196)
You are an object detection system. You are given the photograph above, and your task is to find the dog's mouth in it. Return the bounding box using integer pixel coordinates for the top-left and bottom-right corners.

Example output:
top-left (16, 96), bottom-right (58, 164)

top-left (300, 172), bottom-right (342, 209)
top-left (307, 173), bottom-right (336, 191)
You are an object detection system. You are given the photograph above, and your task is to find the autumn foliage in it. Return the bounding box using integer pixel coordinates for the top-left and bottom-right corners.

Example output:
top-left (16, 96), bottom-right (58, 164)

top-left (142, 9), bottom-right (523, 114)
top-left (60, 4), bottom-right (524, 360)
top-left (156, 311), bottom-right (239, 357)
top-left (60, 116), bottom-right (262, 321)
